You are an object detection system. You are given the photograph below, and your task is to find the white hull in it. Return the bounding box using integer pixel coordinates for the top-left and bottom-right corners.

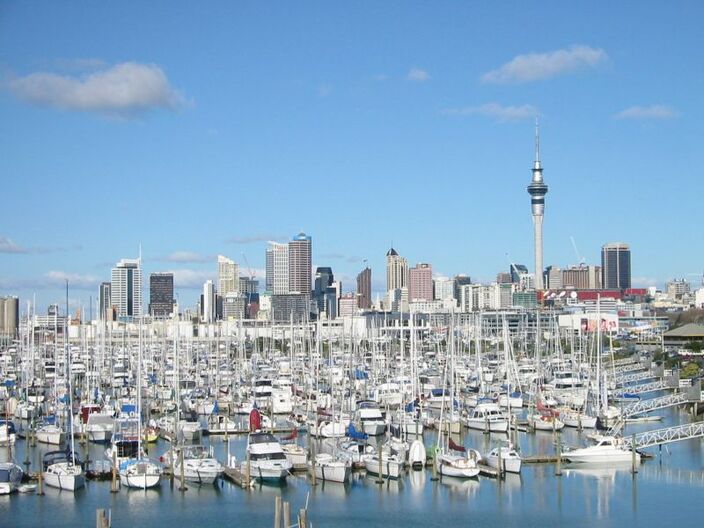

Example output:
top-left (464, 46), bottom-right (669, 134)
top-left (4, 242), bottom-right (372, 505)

top-left (361, 421), bottom-right (386, 436)
top-left (44, 464), bottom-right (85, 491)
top-left (365, 455), bottom-right (403, 479)
top-left (408, 439), bottom-right (427, 469)
top-left (487, 455), bottom-right (522, 474)
top-left (120, 473), bottom-right (161, 489)
top-left (528, 414), bottom-right (565, 431)
top-left (314, 455), bottom-right (350, 483)
top-left (464, 418), bottom-right (509, 433)
top-left (37, 429), bottom-right (64, 446)
top-left (436, 453), bottom-right (480, 478)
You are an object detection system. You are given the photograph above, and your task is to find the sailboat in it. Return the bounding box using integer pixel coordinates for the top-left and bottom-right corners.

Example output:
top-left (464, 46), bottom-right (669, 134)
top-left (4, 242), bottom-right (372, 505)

top-left (44, 282), bottom-right (85, 491)
top-left (119, 318), bottom-right (161, 490)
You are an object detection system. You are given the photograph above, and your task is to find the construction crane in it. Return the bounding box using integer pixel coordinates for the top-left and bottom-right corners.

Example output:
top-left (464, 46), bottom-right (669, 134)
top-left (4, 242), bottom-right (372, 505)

top-left (570, 236), bottom-right (586, 267)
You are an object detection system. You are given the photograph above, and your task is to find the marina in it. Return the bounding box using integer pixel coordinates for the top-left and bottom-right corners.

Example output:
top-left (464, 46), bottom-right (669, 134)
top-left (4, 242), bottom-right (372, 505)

top-left (1, 315), bottom-right (703, 527)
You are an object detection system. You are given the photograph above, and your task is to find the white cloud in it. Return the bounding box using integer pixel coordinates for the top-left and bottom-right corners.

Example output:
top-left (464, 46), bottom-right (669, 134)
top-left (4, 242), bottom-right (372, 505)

top-left (407, 68), bottom-right (430, 82)
top-left (481, 45), bottom-right (607, 84)
top-left (615, 105), bottom-right (677, 120)
top-left (45, 271), bottom-right (101, 290)
top-left (8, 62), bottom-right (185, 117)
top-left (0, 236), bottom-right (28, 253)
top-left (167, 269), bottom-right (215, 289)
top-left (159, 251), bottom-right (212, 263)
top-left (227, 234), bottom-right (285, 244)
top-left (443, 103), bottom-right (538, 122)
top-left (632, 276), bottom-right (660, 288)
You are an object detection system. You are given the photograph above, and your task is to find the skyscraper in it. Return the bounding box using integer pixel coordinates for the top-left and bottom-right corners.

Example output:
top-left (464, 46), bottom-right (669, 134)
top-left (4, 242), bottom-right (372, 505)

top-left (201, 280), bottom-right (216, 323)
top-left (266, 242), bottom-right (289, 294)
top-left (356, 267), bottom-right (372, 309)
top-left (386, 248), bottom-right (407, 292)
top-left (0, 296), bottom-right (19, 338)
top-left (527, 121), bottom-right (548, 290)
top-left (218, 255), bottom-right (239, 297)
top-left (111, 258), bottom-right (142, 319)
top-left (289, 232), bottom-right (312, 297)
top-left (149, 273), bottom-right (174, 317)
top-left (601, 243), bottom-right (631, 290)
top-left (98, 282), bottom-right (112, 321)
top-left (409, 263), bottom-right (433, 301)
top-left (314, 267), bottom-right (334, 313)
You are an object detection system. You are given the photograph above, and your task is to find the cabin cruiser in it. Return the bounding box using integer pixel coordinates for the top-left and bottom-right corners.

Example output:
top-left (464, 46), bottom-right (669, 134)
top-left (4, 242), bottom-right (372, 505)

top-left (354, 400), bottom-right (386, 436)
top-left (247, 431), bottom-right (293, 482)
top-left (463, 402), bottom-right (509, 433)
top-left (0, 463), bottom-right (23, 494)
top-left (563, 435), bottom-right (640, 464)
top-left (163, 444), bottom-right (223, 484)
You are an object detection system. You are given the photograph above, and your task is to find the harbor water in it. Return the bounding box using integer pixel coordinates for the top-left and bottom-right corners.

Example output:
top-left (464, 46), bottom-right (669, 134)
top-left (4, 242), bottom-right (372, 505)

top-left (1, 403), bottom-right (702, 527)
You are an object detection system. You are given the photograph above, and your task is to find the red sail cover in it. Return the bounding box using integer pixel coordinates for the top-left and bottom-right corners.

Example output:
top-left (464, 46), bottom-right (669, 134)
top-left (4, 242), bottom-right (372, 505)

top-left (249, 409), bottom-right (262, 432)
top-left (448, 438), bottom-right (466, 452)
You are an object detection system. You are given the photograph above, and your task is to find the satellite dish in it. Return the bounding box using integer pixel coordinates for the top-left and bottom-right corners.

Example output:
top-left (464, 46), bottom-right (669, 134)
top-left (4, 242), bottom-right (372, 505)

top-left (570, 292), bottom-right (577, 299)
top-left (558, 291), bottom-right (567, 298)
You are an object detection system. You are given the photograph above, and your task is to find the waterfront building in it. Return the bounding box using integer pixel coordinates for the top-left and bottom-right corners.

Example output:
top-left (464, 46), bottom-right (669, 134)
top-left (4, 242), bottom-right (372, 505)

top-left (409, 263), bottom-right (433, 302)
top-left (110, 258), bottom-right (142, 320)
top-left (453, 274), bottom-right (472, 302)
top-left (601, 242), bottom-right (631, 290)
top-left (149, 273), bottom-right (174, 318)
top-left (356, 267), bottom-right (372, 310)
top-left (266, 242), bottom-right (289, 294)
top-left (666, 279), bottom-right (691, 300)
top-left (526, 121), bottom-right (548, 290)
top-left (509, 264), bottom-right (528, 284)
top-left (289, 232), bottom-right (312, 297)
top-left (218, 255), bottom-right (239, 297)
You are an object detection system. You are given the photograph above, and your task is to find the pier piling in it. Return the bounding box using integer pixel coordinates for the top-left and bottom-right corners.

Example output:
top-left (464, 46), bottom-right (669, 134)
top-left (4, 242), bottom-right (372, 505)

top-left (274, 496), bottom-right (282, 528)
top-left (555, 435), bottom-right (562, 476)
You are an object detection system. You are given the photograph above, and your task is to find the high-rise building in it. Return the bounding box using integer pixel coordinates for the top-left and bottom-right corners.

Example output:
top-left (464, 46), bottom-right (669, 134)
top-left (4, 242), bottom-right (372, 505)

top-left (386, 248), bottom-right (407, 292)
top-left (289, 232), bottom-right (312, 297)
top-left (266, 242), bottom-right (289, 294)
top-left (509, 264), bottom-right (528, 284)
top-left (0, 296), bottom-right (19, 338)
top-left (338, 294), bottom-right (357, 318)
top-left (545, 266), bottom-right (562, 289)
top-left (409, 263), bottom-right (433, 301)
top-left (313, 267), bottom-right (334, 314)
top-left (223, 292), bottom-right (245, 320)
top-left (149, 273), bottom-right (174, 317)
top-left (239, 277), bottom-right (259, 297)
top-left (453, 275), bottom-right (472, 302)
top-left (433, 276), bottom-right (455, 302)
top-left (601, 243), bottom-right (631, 290)
top-left (110, 258), bottom-right (142, 319)
top-left (201, 280), bottom-right (217, 323)
top-left (98, 282), bottom-right (112, 321)
top-left (218, 255), bottom-right (239, 297)
top-left (562, 265), bottom-right (602, 290)
top-left (667, 279), bottom-right (691, 300)
top-left (526, 121), bottom-right (548, 290)
top-left (356, 267), bottom-right (372, 309)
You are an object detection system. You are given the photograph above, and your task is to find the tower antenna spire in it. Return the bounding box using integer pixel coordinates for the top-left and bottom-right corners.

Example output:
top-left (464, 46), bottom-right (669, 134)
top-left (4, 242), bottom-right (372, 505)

top-left (535, 116), bottom-right (540, 163)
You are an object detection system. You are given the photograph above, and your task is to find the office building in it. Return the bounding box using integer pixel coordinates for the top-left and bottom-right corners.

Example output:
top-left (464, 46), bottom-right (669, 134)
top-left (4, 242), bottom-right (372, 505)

top-left (218, 255), bottom-right (239, 297)
top-left (110, 258), bottom-right (142, 319)
top-left (314, 267), bottom-right (334, 313)
top-left (562, 265), bottom-right (601, 290)
top-left (289, 232), bottom-right (312, 297)
top-left (386, 248), bottom-right (407, 292)
top-left (271, 293), bottom-right (309, 323)
top-left (409, 263), bottom-right (433, 302)
top-left (98, 282), bottom-right (112, 321)
top-left (356, 267), bottom-right (372, 309)
top-left (149, 273), bottom-right (174, 318)
top-left (0, 296), bottom-right (19, 338)
top-left (266, 242), bottom-right (289, 294)
top-left (201, 280), bottom-right (217, 323)
top-left (601, 243), bottom-right (631, 290)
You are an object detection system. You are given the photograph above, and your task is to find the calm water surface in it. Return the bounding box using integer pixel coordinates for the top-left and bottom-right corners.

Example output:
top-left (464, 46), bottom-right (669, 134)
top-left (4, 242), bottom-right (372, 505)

top-left (1, 403), bottom-right (702, 527)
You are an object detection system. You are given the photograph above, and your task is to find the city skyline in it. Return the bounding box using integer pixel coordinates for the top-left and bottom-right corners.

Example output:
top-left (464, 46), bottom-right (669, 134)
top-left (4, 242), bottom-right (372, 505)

top-left (2, 2), bottom-right (703, 311)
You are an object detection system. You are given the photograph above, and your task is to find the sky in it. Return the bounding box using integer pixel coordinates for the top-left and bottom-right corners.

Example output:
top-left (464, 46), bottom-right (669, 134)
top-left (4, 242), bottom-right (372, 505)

top-left (1, 1), bottom-right (703, 314)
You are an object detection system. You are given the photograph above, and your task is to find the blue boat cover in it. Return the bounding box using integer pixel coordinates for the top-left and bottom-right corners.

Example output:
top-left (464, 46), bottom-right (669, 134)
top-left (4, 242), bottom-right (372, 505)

top-left (346, 423), bottom-right (368, 440)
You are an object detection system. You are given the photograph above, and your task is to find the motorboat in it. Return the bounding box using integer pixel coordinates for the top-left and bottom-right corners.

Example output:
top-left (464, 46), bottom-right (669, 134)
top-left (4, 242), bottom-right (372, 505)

top-left (463, 403), bottom-right (509, 433)
top-left (168, 444), bottom-right (223, 484)
top-left (0, 463), bottom-right (23, 494)
top-left (353, 400), bottom-right (386, 436)
top-left (486, 442), bottom-right (522, 474)
top-left (247, 431), bottom-right (292, 482)
top-left (408, 438), bottom-right (427, 470)
top-left (563, 435), bottom-right (640, 464)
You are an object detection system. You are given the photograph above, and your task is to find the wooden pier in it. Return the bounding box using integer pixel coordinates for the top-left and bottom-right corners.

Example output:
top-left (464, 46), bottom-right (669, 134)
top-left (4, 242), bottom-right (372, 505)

top-left (223, 466), bottom-right (254, 488)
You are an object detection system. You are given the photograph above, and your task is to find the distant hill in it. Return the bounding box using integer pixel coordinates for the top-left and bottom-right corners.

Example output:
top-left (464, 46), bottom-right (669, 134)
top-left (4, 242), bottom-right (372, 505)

top-left (667, 309), bottom-right (704, 328)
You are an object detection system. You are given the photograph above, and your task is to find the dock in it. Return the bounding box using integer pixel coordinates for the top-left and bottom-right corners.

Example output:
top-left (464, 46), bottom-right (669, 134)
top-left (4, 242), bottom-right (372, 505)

top-left (223, 466), bottom-right (254, 488)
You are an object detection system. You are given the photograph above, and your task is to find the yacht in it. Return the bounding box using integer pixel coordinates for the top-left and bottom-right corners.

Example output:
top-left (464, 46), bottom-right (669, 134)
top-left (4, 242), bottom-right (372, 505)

top-left (314, 453), bottom-right (351, 483)
top-left (247, 431), bottom-right (292, 482)
top-left (0, 463), bottom-right (23, 494)
top-left (166, 444), bottom-right (223, 484)
top-left (463, 403), bottom-right (509, 433)
top-left (563, 435), bottom-right (640, 464)
top-left (364, 451), bottom-right (404, 480)
top-left (486, 442), bottom-right (522, 473)
top-left (0, 420), bottom-right (17, 446)
top-left (354, 400), bottom-right (386, 436)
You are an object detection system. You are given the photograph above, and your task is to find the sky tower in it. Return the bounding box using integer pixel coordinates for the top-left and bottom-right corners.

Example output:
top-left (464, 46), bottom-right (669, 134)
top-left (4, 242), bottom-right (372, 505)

top-left (527, 120), bottom-right (548, 290)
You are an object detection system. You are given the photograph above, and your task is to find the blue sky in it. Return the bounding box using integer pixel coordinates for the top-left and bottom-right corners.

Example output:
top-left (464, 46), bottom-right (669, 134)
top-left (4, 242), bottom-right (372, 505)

top-left (1, 1), bottom-right (703, 313)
